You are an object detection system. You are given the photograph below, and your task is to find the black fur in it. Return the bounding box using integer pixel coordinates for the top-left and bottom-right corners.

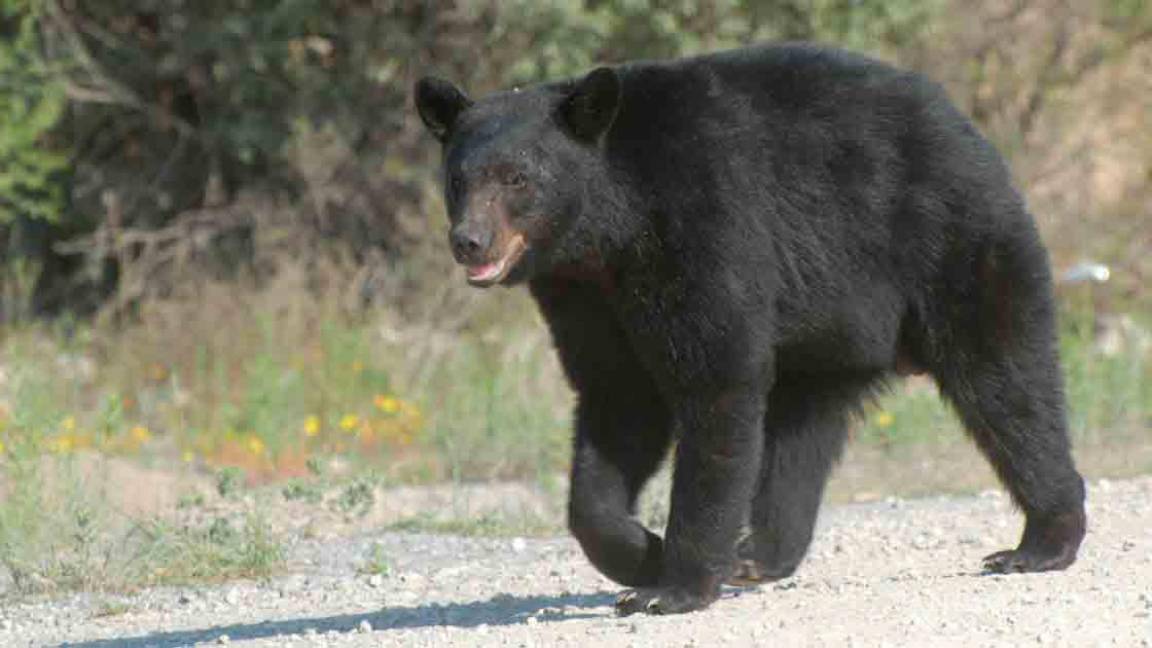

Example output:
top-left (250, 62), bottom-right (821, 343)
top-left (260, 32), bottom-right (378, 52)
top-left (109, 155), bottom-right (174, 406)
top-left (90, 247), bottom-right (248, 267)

top-left (415, 42), bottom-right (1086, 616)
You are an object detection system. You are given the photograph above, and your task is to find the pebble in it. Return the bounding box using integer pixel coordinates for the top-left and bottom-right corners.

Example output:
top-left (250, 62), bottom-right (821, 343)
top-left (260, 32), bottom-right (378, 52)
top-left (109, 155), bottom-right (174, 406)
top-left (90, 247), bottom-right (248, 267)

top-left (359, 619), bottom-right (373, 633)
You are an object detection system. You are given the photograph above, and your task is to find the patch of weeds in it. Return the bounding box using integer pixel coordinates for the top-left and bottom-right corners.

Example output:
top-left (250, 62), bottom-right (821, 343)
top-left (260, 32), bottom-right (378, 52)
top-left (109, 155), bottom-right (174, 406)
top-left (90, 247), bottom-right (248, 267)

top-left (356, 542), bottom-right (391, 576)
top-left (137, 515), bottom-right (284, 587)
top-left (177, 492), bottom-right (206, 509)
top-left (282, 479), bottom-right (324, 504)
top-left (0, 451), bottom-right (284, 596)
top-left (305, 457), bottom-right (325, 477)
top-left (215, 467), bottom-right (245, 499)
top-left (332, 478), bottom-right (375, 517)
top-left (206, 517), bottom-right (238, 545)
top-left (93, 600), bottom-right (132, 618)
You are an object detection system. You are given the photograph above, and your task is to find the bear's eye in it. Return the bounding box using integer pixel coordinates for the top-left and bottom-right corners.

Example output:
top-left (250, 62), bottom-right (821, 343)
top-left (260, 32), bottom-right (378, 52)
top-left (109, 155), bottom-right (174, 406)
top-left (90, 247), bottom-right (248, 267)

top-left (502, 171), bottom-right (527, 188)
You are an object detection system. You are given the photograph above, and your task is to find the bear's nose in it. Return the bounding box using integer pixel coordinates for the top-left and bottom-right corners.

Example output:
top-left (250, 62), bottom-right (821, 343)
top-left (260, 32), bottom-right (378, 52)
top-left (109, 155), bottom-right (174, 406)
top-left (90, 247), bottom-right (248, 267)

top-left (450, 223), bottom-right (492, 264)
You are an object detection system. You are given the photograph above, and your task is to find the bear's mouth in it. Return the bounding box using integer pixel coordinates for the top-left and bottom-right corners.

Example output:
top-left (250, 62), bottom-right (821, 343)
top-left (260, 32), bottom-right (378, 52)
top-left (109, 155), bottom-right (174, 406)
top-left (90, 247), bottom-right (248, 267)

top-left (465, 234), bottom-right (527, 287)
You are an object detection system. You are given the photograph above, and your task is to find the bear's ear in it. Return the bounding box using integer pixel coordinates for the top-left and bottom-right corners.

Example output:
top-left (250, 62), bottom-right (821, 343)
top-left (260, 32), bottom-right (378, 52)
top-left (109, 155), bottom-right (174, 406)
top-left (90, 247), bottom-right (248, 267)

top-left (560, 67), bottom-right (621, 142)
top-left (415, 76), bottom-right (472, 142)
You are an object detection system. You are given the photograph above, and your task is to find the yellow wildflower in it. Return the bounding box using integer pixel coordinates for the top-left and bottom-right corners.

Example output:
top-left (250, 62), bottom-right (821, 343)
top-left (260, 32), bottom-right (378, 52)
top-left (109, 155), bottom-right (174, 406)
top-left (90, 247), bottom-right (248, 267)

top-left (374, 395), bottom-right (400, 414)
top-left (0, 439), bottom-right (5, 454)
top-left (50, 436), bottom-right (75, 454)
top-left (246, 436), bottom-right (267, 456)
top-left (339, 414), bottom-right (360, 431)
top-left (303, 415), bottom-right (321, 437)
top-left (874, 411), bottom-right (894, 428)
top-left (351, 360), bottom-right (365, 374)
top-left (181, 450), bottom-right (195, 463)
top-left (61, 416), bottom-right (77, 432)
top-left (130, 425), bottom-right (153, 443)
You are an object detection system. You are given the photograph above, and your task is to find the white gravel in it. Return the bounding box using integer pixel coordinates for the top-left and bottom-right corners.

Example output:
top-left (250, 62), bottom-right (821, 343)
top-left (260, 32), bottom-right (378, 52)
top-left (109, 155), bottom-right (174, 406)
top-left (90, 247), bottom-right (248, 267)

top-left (3, 477), bottom-right (1150, 647)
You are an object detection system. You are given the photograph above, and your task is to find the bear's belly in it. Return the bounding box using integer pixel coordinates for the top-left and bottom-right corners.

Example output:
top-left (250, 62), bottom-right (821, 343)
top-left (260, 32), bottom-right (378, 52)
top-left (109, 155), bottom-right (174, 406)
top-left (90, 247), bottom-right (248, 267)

top-left (775, 332), bottom-right (897, 376)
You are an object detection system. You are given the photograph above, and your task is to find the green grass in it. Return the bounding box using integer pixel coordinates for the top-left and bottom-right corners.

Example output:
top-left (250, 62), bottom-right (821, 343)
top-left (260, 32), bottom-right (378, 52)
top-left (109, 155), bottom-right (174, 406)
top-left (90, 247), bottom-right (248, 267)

top-left (415, 327), bottom-right (571, 482)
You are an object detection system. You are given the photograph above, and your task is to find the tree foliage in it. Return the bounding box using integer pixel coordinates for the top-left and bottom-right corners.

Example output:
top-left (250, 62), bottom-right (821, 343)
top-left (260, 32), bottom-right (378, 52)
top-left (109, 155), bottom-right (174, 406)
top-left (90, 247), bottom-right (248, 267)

top-left (0, 0), bottom-right (1147, 316)
top-left (0, 0), bottom-right (66, 224)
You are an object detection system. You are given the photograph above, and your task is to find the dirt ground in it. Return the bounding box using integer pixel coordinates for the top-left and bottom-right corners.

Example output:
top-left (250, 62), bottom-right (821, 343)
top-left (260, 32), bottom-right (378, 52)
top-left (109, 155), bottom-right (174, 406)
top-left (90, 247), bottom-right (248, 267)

top-left (2, 476), bottom-right (1149, 647)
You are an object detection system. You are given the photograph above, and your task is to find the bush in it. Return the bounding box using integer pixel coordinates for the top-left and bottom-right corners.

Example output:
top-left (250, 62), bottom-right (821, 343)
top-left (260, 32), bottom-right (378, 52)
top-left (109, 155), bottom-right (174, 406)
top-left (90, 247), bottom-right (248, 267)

top-left (0, 0), bottom-right (66, 224)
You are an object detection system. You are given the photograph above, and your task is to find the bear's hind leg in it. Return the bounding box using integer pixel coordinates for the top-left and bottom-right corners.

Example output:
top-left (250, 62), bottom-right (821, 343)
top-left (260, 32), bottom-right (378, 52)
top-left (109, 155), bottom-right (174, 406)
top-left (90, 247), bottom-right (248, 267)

top-left (931, 246), bottom-right (1086, 573)
top-left (728, 377), bottom-right (863, 585)
top-left (936, 345), bottom-right (1086, 572)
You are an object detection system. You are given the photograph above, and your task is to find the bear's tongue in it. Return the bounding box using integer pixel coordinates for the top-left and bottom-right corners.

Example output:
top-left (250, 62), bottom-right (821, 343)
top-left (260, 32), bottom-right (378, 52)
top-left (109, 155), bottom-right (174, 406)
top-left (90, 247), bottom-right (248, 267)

top-left (466, 260), bottom-right (504, 282)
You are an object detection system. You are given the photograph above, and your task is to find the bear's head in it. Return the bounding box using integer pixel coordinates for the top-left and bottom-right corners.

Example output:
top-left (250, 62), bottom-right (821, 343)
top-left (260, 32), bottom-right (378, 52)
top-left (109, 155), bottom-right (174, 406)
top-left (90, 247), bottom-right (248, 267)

top-left (414, 68), bottom-right (621, 287)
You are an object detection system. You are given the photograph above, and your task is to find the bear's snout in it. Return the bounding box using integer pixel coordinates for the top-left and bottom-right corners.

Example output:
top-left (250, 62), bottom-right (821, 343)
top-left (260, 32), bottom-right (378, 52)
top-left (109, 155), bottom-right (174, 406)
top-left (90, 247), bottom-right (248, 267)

top-left (450, 221), bottom-right (494, 265)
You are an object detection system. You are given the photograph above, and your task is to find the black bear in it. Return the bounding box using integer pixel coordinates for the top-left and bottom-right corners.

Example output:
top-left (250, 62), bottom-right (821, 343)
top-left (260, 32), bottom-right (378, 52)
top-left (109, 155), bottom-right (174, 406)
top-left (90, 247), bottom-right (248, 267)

top-left (414, 43), bottom-right (1086, 616)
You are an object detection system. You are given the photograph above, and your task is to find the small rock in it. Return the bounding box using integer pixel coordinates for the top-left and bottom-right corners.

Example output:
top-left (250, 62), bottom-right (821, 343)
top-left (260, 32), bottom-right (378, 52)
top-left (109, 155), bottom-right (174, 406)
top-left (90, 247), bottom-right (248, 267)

top-left (359, 619), bottom-right (373, 633)
top-left (368, 574), bottom-right (384, 588)
top-left (217, 635), bottom-right (230, 644)
top-left (512, 537), bottom-right (528, 553)
top-left (526, 616), bottom-right (538, 626)
top-left (1, 619), bottom-right (13, 632)
top-left (224, 588), bottom-right (240, 606)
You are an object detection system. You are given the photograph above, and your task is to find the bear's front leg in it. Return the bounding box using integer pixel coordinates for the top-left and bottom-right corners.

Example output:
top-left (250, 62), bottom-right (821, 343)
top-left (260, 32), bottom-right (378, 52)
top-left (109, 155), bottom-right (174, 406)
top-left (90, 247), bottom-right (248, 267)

top-left (616, 385), bottom-right (765, 616)
top-left (568, 390), bottom-right (671, 587)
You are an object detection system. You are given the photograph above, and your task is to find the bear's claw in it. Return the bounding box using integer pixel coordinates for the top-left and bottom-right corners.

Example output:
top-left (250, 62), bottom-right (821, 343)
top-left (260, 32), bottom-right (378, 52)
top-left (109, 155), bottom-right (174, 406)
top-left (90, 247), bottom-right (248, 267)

top-left (615, 586), bottom-right (714, 616)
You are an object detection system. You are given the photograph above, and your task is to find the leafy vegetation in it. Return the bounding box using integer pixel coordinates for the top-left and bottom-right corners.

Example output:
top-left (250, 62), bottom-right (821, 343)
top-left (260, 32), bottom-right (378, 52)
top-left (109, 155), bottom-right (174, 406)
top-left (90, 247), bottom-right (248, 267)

top-left (0, 0), bottom-right (66, 223)
top-left (0, 2), bottom-right (1144, 316)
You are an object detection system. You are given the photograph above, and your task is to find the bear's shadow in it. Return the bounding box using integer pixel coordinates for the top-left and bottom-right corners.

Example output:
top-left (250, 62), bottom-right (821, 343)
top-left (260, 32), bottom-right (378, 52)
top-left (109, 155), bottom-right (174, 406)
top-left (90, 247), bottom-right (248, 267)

top-left (56, 590), bottom-right (616, 648)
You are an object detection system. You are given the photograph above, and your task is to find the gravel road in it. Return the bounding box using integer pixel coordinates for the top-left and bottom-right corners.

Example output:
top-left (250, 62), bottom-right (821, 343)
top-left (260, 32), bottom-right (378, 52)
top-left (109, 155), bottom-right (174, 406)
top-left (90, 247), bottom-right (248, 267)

top-left (3, 477), bottom-right (1150, 647)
